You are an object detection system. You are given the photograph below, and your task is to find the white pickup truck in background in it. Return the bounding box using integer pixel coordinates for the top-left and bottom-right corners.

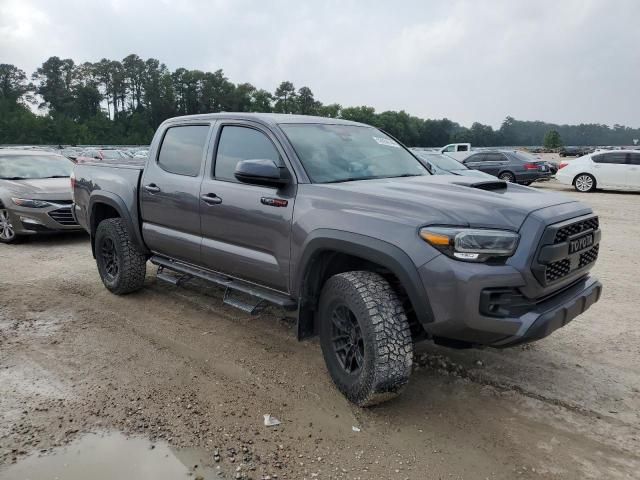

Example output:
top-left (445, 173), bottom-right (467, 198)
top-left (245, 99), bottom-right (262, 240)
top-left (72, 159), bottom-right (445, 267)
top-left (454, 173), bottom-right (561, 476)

top-left (439, 143), bottom-right (472, 161)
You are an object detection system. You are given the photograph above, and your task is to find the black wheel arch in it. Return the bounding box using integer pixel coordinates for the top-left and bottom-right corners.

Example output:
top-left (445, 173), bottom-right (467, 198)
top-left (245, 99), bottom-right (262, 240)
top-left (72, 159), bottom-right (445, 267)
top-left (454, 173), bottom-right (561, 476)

top-left (294, 229), bottom-right (434, 340)
top-left (89, 192), bottom-right (149, 257)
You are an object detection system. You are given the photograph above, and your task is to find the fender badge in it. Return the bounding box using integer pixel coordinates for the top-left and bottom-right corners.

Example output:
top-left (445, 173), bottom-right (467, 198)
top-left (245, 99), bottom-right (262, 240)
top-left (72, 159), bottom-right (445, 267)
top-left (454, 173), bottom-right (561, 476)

top-left (261, 197), bottom-right (288, 207)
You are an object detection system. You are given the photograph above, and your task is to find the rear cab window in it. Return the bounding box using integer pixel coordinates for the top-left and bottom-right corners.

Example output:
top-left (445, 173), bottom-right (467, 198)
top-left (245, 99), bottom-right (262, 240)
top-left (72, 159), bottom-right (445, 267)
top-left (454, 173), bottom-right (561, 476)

top-left (157, 125), bottom-right (210, 176)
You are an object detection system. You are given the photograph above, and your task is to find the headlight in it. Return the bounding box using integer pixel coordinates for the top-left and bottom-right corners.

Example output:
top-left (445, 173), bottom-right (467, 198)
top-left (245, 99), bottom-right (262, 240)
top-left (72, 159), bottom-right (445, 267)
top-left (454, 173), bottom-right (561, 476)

top-left (11, 198), bottom-right (53, 208)
top-left (419, 227), bottom-right (519, 262)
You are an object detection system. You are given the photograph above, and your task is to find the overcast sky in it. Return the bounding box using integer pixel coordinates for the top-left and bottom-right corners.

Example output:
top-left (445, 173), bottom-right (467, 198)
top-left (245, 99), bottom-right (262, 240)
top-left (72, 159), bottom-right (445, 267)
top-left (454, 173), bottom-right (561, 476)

top-left (1, 0), bottom-right (638, 128)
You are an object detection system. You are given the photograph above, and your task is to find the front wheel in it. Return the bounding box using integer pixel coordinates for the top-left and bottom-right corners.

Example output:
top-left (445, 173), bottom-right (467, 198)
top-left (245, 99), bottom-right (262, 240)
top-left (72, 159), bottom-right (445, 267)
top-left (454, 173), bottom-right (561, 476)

top-left (319, 271), bottom-right (413, 407)
top-left (498, 171), bottom-right (516, 183)
top-left (95, 218), bottom-right (147, 294)
top-left (574, 173), bottom-right (596, 192)
top-left (0, 208), bottom-right (23, 244)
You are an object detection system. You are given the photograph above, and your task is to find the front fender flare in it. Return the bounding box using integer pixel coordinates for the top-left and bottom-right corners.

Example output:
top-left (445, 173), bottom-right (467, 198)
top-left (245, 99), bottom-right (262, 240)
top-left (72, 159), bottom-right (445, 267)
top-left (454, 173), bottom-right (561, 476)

top-left (294, 229), bottom-right (434, 339)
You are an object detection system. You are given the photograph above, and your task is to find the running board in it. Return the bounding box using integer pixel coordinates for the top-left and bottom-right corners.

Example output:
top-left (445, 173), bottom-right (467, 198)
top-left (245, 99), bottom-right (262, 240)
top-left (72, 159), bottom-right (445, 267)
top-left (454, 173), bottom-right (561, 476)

top-left (150, 255), bottom-right (297, 311)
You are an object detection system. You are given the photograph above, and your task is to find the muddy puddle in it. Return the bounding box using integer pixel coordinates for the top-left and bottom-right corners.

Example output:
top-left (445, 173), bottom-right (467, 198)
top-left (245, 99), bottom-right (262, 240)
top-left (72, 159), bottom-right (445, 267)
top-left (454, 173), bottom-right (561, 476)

top-left (0, 431), bottom-right (221, 479)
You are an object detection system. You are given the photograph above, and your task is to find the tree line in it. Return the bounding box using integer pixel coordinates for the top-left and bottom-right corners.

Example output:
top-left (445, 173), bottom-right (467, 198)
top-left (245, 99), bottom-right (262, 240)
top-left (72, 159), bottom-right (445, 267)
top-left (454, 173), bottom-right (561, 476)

top-left (1, 55), bottom-right (639, 147)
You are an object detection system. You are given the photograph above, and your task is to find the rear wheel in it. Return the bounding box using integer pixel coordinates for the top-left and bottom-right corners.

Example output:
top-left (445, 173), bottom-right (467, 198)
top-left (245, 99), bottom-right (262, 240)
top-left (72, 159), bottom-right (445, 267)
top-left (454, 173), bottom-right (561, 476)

top-left (95, 218), bottom-right (147, 294)
top-left (574, 173), bottom-right (596, 192)
top-left (319, 271), bottom-right (413, 407)
top-left (498, 171), bottom-right (516, 183)
top-left (0, 208), bottom-right (23, 244)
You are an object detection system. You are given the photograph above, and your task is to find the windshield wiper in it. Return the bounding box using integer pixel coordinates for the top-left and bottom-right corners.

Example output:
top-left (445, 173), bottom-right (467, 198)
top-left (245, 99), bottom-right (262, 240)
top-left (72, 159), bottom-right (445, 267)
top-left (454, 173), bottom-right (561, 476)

top-left (0, 176), bottom-right (28, 180)
top-left (325, 173), bottom-right (424, 184)
top-left (324, 176), bottom-right (384, 184)
top-left (386, 173), bottom-right (424, 179)
top-left (41, 175), bottom-right (70, 178)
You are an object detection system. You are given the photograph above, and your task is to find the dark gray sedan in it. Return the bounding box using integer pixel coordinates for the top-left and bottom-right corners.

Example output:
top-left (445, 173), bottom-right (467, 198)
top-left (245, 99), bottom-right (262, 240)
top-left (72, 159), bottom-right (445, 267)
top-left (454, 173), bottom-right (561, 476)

top-left (0, 150), bottom-right (81, 243)
top-left (415, 152), bottom-right (496, 179)
top-left (462, 150), bottom-right (553, 185)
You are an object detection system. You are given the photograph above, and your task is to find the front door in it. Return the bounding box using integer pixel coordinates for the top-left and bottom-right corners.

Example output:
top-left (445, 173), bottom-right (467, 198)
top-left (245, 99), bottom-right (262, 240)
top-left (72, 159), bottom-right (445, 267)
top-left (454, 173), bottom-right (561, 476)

top-left (140, 123), bottom-right (211, 264)
top-left (199, 122), bottom-right (295, 292)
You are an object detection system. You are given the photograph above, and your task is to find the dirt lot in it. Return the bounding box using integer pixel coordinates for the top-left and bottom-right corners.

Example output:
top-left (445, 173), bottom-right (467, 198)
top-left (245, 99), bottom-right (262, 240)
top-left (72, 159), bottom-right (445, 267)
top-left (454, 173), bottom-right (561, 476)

top-left (1, 181), bottom-right (639, 479)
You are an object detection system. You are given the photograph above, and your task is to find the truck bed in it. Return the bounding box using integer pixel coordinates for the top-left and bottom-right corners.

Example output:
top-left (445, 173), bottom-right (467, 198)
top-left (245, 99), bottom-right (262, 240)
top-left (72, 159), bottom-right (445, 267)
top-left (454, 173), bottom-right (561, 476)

top-left (72, 161), bottom-right (145, 238)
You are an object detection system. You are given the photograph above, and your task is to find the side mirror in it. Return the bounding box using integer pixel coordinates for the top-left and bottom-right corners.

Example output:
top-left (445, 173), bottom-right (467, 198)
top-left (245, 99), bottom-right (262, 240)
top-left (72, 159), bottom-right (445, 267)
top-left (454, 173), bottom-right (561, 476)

top-left (234, 159), bottom-right (289, 187)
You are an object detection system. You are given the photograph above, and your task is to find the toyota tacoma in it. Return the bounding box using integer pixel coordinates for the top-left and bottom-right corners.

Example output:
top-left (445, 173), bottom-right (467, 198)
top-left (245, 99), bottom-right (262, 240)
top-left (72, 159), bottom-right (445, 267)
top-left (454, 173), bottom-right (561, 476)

top-left (72, 113), bottom-right (602, 406)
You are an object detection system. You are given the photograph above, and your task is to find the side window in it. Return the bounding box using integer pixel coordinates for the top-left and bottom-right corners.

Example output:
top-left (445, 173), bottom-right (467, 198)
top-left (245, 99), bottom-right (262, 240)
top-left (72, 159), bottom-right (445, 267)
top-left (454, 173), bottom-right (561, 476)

top-left (486, 153), bottom-right (505, 162)
top-left (593, 152), bottom-right (627, 165)
top-left (457, 145), bottom-right (469, 152)
top-left (214, 126), bottom-right (281, 182)
top-left (157, 125), bottom-right (209, 177)
top-left (443, 145), bottom-right (455, 152)
top-left (465, 154), bottom-right (484, 163)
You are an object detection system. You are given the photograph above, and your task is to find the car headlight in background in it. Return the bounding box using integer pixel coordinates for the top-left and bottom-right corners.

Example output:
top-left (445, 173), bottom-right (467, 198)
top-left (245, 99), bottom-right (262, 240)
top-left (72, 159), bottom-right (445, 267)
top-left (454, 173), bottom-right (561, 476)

top-left (11, 198), bottom-right (53, 208)
top-left (420, 227), bottom-right (519, 262)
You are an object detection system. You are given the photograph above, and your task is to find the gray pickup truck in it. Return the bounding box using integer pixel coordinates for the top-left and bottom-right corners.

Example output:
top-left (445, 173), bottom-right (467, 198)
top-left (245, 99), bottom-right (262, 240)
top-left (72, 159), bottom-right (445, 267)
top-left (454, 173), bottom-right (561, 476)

top-left (72, 113), bottom-right (602, 406)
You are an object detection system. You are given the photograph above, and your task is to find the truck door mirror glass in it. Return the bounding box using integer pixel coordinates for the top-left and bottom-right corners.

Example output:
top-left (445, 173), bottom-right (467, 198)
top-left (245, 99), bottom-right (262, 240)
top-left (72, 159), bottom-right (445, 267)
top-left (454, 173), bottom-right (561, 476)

top-left (234, 159), bottom-right (289, 187)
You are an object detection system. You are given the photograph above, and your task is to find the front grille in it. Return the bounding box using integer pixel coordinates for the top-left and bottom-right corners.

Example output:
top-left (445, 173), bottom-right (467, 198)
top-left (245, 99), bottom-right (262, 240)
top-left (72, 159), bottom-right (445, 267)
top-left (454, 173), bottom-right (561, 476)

top-left (579, 244), bottom-right (599, 268)
top-left (534, 215), bottom-right (600, 286)
top-left (554, 217), bottom-right (599, 243)
top-left (48, 207), bottom-right (78, 226)
top-left (43, 200), bottom-right (73, 205)
top-left (545, 258), bottom-right (571, 283)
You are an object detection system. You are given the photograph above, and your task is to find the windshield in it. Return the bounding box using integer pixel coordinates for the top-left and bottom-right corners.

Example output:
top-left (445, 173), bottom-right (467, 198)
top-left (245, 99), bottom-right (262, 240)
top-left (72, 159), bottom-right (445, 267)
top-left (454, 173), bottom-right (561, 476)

top-left (0, 154), bottom-right (73, 179)
top-left (281, 124), bottom-right (428, 183)
top-left (418, 153), bottom-right (467, 171)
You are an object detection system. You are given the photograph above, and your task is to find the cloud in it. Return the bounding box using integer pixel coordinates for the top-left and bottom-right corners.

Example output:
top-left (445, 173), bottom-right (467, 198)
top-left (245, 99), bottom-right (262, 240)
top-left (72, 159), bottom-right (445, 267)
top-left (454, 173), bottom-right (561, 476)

top-left (0, 0), bottom-right (638, 128)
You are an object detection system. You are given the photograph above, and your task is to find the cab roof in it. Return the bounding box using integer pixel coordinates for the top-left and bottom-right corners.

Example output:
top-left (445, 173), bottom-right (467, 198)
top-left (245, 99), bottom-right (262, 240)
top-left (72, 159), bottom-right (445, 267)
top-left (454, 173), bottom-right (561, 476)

top-left (163, 112), bottom-right (370, 128)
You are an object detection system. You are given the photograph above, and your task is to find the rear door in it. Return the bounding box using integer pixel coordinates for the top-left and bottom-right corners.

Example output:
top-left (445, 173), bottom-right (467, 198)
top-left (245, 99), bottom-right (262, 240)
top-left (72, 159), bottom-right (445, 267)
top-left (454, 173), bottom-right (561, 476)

top-left (592, 152), bottom-right (630, 188)
top-left (140, 123), bottom-right (212, 264)
top-left (628, 152), bottom-right (640, 190)
top-left (199, 121), bottom-right (296, 292)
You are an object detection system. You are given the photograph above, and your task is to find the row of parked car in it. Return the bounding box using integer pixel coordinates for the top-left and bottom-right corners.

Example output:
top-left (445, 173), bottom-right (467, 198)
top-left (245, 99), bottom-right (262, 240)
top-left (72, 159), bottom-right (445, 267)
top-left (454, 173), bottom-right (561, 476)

top-left (412, 149), bottom-right (555, 185)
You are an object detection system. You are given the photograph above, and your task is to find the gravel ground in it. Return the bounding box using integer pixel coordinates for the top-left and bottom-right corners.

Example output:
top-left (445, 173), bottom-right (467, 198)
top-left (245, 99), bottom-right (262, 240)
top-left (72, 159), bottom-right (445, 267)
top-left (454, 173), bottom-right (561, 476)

top-left (1, 180), bottom-right (639, 479)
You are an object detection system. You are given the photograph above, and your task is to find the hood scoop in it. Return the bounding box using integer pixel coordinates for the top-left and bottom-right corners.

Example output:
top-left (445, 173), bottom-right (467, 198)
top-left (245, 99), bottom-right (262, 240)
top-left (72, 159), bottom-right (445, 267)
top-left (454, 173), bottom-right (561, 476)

top-left (457, 180), bottom-right (508, 191)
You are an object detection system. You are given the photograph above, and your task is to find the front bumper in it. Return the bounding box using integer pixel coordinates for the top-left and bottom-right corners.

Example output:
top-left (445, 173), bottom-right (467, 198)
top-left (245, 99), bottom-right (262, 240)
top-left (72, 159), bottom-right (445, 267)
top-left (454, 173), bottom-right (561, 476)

top-left (6, 205), bottom-right (82, 235)
top-left (416, 203), bottom-right (601, 347)
top-left (491, 276), bottom-right (601, 347)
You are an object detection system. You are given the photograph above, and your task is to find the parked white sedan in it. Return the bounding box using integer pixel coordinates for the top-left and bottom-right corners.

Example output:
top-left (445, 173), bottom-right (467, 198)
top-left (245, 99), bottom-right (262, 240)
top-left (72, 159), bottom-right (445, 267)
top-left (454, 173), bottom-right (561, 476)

top-left (556, 150), bottom-right (640, 192)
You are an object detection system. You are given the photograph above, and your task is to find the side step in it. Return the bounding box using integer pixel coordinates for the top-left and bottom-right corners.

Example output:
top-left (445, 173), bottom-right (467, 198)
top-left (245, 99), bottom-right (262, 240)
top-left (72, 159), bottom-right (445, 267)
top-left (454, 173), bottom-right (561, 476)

top-left (151, 255), bottom-right (297, 312)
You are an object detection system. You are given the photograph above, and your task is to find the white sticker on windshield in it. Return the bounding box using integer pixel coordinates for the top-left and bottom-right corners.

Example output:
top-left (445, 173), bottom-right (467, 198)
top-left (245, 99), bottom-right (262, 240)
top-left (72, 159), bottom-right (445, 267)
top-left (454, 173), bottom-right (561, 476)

top-left (372, 136), bottom-right (401, 148)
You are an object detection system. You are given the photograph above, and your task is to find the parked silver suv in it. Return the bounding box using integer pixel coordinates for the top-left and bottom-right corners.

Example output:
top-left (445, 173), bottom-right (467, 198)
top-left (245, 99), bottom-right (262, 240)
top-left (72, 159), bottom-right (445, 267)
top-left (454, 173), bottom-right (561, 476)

top-left (0, 150), bottom-right (81, 243)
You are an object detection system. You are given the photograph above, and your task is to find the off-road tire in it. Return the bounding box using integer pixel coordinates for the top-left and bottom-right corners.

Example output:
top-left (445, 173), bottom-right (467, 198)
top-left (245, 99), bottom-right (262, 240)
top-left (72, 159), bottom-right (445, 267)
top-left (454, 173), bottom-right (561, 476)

top-left (318, 271), bottom-right (413, 407)
top-left (95, 218), bottom-right (147, 294)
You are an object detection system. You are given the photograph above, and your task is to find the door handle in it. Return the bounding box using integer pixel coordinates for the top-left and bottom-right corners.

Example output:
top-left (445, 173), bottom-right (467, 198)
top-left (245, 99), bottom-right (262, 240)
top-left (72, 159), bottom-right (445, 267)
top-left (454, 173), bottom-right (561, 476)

top-left (201, 193), bottom-right (222, 205)
top-left (144, 184), bottom-right (161, 193)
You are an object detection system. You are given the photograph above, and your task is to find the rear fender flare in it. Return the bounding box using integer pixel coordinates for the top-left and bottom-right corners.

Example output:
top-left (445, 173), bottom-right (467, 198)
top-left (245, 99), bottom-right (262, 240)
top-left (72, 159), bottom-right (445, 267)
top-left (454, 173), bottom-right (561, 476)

top-left (88, 192), bottom-right (148, 256)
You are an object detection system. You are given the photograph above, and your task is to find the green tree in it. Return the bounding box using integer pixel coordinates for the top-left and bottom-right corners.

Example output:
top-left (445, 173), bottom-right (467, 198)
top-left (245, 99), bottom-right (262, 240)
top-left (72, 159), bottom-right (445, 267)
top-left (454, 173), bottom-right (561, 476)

top-left (543, 129), bottom-right (563, 149)
top-left (0, 64), bottom-right (32, 105)
top-left (274, 81), bottom-right (296, 113)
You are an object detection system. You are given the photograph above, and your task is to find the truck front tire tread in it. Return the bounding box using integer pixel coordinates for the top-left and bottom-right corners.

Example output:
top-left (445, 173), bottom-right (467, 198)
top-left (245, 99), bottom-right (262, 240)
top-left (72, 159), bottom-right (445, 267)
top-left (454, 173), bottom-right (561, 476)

top-left (319, 271), bottom-right (413, 407)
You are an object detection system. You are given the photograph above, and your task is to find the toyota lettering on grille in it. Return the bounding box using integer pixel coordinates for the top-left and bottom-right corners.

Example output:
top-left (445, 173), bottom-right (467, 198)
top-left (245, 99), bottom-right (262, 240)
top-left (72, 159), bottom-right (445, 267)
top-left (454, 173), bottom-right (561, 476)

top-left (569, 233), bottom-right (594, 254)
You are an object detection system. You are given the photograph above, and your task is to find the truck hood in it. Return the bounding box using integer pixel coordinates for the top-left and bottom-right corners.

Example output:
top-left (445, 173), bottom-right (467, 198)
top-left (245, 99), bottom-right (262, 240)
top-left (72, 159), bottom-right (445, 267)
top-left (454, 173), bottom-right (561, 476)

top-left (311, 175), bottom-right (579, 230)
top-left (0, 177), bottom-right (72, 201)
